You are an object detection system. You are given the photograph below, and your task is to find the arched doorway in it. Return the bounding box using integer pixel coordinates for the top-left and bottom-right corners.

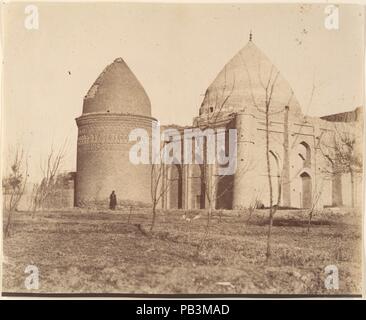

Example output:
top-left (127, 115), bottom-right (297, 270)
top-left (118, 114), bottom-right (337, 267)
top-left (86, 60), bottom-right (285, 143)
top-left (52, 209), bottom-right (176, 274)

top-left (168, 164), bottom-right (183, 209)
top-left (189, 164), bottom-right (205, 209)
top-left (300, 172), bottom-right (312, 208)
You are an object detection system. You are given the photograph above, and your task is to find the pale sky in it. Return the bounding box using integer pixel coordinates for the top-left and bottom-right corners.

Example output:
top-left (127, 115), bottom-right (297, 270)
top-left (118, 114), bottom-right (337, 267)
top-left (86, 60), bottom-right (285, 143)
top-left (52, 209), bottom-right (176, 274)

top-left (1, 2), bottom-right (364, 181)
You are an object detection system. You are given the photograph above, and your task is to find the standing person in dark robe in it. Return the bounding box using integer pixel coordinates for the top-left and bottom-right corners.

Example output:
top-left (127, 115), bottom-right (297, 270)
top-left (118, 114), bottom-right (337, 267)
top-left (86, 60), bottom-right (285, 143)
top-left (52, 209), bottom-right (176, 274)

top-left (109, 190), bottom-right (117, 210)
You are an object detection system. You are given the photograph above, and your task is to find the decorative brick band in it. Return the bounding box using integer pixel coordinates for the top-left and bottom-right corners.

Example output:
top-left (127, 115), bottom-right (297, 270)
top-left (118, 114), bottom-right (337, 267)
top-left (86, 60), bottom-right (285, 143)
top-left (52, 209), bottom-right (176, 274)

top-left (76, 113), bottom-right (155, 151)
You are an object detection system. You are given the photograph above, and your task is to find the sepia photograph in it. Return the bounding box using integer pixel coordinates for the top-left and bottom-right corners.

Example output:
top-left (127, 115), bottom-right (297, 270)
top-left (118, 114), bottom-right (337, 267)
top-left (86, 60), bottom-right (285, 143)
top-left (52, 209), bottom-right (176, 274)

top-left (0, 1), bottom-right (364, 297)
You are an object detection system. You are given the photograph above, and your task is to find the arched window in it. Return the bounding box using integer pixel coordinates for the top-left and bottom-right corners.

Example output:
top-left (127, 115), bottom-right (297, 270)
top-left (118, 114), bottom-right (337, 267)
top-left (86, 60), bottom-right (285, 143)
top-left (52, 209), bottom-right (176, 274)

top-left (298, 142), bottom-right (311, 168)
top-left (269, 151), bottom-right (280, 177)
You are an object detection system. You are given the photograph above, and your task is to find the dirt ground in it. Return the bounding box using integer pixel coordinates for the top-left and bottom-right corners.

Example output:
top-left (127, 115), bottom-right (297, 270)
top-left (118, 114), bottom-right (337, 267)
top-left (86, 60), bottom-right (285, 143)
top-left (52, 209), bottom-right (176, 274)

top-left (2, 208), bottom-right (363, 295)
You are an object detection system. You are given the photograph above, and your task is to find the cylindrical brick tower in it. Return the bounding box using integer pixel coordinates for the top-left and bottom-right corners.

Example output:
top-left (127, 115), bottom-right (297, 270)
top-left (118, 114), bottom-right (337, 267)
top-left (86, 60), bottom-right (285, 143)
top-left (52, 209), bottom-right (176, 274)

top-left (75, 58), bottom-right (154, 207)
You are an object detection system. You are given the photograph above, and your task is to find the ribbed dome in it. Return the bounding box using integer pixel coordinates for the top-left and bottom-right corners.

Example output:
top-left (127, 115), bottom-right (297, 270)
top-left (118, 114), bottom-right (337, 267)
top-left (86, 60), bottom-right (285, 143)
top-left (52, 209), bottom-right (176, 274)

top-left (83, 58), bottom-right (151, 116)
top-left (200, 41), bottom-right (302, 116)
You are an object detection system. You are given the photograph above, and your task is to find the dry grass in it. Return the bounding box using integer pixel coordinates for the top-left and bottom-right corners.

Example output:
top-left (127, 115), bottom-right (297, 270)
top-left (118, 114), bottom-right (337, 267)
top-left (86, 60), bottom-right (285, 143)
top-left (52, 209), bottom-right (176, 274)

top-left (2, 208), bottom-right (362, 295)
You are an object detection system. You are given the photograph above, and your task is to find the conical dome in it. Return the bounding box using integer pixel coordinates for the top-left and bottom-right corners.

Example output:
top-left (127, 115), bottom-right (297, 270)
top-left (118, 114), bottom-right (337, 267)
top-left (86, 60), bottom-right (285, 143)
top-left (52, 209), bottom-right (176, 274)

top-left (83, 58), bottom-right (151, 116)
top-left (200, 41), bottom-right (302, 116)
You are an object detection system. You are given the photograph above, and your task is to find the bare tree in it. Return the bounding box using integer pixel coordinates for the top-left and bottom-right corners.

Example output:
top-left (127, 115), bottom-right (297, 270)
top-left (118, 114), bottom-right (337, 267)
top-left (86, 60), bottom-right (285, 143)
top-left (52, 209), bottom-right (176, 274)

top-left (333, 124), bottom-right (362, 208)
top-left (2, 147), bottom-right (28, 237)
top-left (149, 139), bottom-right (171, 232)
top-left (246, 63), bottom-right (284, 259)
top-left (319, 123), bottom-right (362, 208)
top-left (245, 194), bottom-right (262, 224)
top-left (196, 149), bottom-right (254, 253)
top-left (194, 76), bottom-right (234, 250)
top-left (306, 182), bottom-right (324, 233)
top-left (194, 74), bottom-right (256, 253)
top-left (242, 56), bottom-right (298, 259)
top-left (31, 141), bottom-right (67, 216)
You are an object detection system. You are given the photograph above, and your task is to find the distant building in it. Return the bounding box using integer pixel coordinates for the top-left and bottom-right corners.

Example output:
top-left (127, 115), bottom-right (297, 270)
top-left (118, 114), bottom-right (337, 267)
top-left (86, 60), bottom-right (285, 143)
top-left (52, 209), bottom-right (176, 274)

top-left (75, 38), bottom-right (363, 209)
